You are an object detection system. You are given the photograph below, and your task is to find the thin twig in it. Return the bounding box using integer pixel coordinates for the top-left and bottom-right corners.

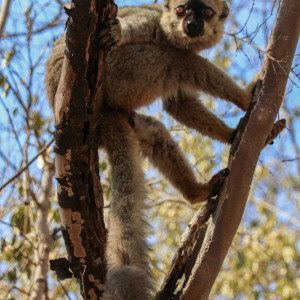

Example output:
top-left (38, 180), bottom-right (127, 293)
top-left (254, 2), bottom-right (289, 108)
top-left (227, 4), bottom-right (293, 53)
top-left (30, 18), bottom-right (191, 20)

top-left (252, 198), bottom-right (300, 228)
top-left (0, 139), bottom-right (54, 192)
top-left (57, 280), bottom-right (73, 300)
top-left (225, 32), bottom-right (278, 61)
top-left (0, 97), bottom-right (23, 152)
top-left (282, 157), bottom-right (300, 162)
top-left (226, 32), bottom-right (298, 86)
top-left (148, 198), bottom-right (192, 208)
top-left (8, 285), bottom-right (30, 297)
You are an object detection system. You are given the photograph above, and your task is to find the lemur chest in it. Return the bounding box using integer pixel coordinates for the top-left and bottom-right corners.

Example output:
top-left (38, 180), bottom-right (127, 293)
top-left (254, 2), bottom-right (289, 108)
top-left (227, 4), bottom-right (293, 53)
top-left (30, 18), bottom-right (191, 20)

top-left (103, 43), bottom-right (173, 111)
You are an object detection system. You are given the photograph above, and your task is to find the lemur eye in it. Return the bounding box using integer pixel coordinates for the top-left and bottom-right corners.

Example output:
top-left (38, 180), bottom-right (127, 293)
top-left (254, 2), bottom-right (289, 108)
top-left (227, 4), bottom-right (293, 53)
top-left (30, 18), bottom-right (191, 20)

top-left (175, 6), bottom-right (186, 17)
top-left (204, 8), bottom-right (214, 17)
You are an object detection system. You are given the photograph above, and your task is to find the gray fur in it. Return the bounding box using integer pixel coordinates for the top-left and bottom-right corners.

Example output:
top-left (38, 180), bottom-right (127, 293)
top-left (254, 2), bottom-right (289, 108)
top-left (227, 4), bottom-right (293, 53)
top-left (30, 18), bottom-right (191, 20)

top-left (133, 113), bottom-right (214, 202)
top-left (45, 0), bottom-right (257, 298)
top-left (98, 108), bottom-right (153, 300)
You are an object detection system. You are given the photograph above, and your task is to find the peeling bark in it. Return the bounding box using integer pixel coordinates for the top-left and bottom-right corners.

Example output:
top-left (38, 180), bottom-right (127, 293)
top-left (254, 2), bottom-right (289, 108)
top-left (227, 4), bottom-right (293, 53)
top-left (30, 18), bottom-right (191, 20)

top-left (156, 199), bottom-right (217, 300)
top-left (50, 0), bottom-right (117, 298)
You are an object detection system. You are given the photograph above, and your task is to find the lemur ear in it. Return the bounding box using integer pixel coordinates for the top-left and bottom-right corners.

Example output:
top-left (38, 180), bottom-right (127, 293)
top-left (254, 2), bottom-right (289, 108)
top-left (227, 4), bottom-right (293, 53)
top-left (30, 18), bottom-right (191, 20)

top-left (220, 1), bottom-right (230, 19)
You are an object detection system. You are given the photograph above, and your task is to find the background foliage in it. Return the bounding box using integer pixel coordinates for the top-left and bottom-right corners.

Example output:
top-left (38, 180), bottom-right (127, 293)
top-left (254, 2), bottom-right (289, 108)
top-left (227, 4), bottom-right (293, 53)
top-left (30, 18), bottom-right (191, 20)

top-left (0, 0), bottom-right (299, 299)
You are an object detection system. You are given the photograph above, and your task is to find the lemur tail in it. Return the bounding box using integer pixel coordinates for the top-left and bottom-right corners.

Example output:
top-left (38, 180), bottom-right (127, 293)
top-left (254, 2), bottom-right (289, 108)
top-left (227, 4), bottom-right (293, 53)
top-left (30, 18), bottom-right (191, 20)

top-left (100, 108), bottom-right (152, 300)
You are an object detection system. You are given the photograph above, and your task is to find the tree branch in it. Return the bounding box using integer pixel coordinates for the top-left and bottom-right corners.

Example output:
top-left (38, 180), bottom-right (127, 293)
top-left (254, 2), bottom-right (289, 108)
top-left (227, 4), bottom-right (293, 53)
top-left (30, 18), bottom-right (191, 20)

top-left (156, 198), bottom-right (218, 300)
top-left (0, 139), bottom-right (54, 192)
top-left (178, 1), bottom-right (300, 298)
top-left (0, 0), bottom-right (12, 38)
top-left (157, 1), bottom-right (300, 299)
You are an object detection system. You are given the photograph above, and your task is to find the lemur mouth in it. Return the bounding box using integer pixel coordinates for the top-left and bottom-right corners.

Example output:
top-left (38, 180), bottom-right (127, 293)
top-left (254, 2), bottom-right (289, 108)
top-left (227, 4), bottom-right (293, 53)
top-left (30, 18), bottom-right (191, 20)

top-left (186, 29), bottom-right (204, 38)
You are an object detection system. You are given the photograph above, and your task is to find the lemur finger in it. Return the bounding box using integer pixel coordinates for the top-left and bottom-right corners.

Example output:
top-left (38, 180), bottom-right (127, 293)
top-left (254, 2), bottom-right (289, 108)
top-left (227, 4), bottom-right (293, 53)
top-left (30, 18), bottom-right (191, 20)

top-left (100, 19), bottom-right (120, 33)
top-left (101, 18), bottom-right (119, 28)
top-left (100, 36), bottom-right (117, 46)
top-left (99, 20), bottom-right (121, 49)
top-left (99, 29), bottom-right (120, 41)
top-left (209, 168), bottom-right (229, 185)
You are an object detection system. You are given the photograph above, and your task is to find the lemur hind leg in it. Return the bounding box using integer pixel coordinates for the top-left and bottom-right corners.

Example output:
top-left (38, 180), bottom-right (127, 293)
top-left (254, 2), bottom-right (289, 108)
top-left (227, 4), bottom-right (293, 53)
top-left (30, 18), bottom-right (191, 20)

top-left (132, 113), bottom-right (227, 204)
top-left (163, 90), bottom-right (236, 144)
top-left (99, 108), bottom-right (152, 300)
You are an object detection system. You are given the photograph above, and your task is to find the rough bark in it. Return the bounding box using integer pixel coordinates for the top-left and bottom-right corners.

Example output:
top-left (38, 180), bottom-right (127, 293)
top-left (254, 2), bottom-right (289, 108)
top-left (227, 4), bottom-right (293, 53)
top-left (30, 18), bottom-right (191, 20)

top-left (50, 0), bottom-right (117, 298)
top-left (156, 199), bottom-right (217, 300)
top-left (179, 1), bottom-right (300, 299)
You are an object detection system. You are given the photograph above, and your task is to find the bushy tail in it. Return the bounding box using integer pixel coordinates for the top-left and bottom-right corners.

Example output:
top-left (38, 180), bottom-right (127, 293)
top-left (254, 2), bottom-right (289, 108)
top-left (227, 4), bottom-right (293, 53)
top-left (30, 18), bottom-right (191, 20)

top-left (100, 108), bottom-right (152, 300)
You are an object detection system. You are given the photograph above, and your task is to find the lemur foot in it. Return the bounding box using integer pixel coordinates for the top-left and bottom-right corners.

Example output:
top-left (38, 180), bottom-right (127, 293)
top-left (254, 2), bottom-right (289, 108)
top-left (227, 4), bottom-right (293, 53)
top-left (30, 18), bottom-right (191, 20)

top-left (206, 168), bottom-right (229, 200)
top-left (188, 168), bottom-right (229, 204)
top-left (99, 18), bottom-right (121, 50)
top-left (265, 119), bottom-right (286, 146)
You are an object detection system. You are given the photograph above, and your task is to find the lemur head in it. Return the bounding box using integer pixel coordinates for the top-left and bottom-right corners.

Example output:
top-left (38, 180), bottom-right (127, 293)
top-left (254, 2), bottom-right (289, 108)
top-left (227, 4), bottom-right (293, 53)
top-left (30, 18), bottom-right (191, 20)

top-left (161, 0), bottom-right (229, 51)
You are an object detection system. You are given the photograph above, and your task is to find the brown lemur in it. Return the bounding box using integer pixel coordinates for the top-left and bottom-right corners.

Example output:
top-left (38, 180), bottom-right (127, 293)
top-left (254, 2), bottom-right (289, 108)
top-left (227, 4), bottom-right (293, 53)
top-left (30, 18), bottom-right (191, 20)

top-left (45, 0), bottom-right (258, 299)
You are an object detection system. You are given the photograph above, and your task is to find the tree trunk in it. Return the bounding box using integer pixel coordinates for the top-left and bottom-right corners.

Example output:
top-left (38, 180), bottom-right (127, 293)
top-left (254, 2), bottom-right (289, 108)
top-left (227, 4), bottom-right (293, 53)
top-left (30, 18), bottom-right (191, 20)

top-left (50, 0), bottom-right (117, 298)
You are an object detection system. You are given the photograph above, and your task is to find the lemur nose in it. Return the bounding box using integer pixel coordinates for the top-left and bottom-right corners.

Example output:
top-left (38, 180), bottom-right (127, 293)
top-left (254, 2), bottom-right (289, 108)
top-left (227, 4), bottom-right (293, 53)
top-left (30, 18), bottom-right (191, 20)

top-left (187, 19), bottom-right (198, 30)
top-left (186, 19), bottom-right (204, 37)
